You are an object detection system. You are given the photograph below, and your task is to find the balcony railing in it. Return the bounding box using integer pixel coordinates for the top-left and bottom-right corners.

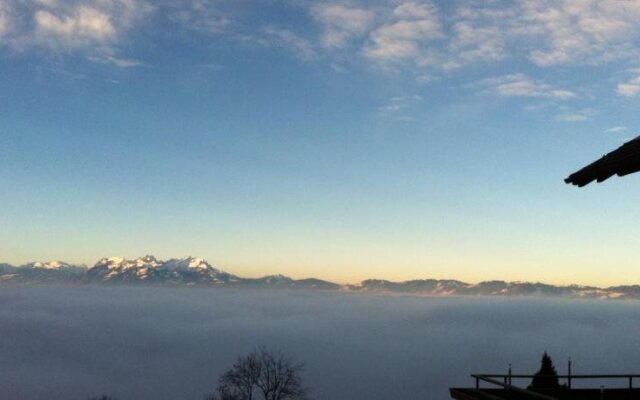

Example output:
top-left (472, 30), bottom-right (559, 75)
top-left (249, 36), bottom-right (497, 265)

top-left (451, 372), bottom-right (640, 400)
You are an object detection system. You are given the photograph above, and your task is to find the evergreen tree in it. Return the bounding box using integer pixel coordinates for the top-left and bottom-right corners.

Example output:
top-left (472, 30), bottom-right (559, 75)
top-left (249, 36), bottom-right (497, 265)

top-left (528, 352), bottom-right (562, 390)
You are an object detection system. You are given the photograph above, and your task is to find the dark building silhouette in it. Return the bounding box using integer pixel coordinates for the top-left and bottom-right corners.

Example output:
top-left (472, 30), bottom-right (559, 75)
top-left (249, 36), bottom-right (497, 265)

top-left (450, 354), bottom-right (640, 400)
top-left (565, 136), bottom-right (640, 187)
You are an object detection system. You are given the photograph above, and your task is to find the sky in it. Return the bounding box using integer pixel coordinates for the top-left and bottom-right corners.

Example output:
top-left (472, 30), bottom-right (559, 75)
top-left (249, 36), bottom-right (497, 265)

top-left (3, 0), bottom-right (640, 286)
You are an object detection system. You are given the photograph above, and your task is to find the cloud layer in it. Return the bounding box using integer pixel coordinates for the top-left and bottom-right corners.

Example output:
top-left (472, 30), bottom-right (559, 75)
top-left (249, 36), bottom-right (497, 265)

top-left (303, 0), bottom-right (640, 75)
top-left (2, 0), bottom-right (640, 118)
top-left (3, 1), bottom-right (640, 71)
top-left (2, 287), bottom-right (640, 400)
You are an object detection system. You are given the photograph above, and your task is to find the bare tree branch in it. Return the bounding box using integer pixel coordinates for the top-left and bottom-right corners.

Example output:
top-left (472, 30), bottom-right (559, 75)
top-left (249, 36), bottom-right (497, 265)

top-left (209, 348), bottom-right (308, 400)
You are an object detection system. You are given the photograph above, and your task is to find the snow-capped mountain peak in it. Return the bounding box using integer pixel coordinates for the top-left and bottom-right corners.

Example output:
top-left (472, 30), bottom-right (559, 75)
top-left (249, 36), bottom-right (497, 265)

top-left (187, 257), bottom-right (208, 269)
top-left (261, 274), bottom-right (292, 284)
top-left (87, 256), bottom-right (235, 284)
top-left (163, 257), bottom-right (215, 272)
top-left (136, 255), bottom-right (159, 265)
top-left (23, 261), bottom-right (86, 271)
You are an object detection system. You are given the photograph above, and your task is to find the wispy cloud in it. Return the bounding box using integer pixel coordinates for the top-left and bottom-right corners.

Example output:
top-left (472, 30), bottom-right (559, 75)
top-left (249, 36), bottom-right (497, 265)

top-left (450, 1), bottom-right (640, 68)
top-left (0, 2), bottom-right (10, 38)
top-left (34, 7), bottom-right (116, 49)
top-left (604, 126), bottom-right (627, 133)
top-left (314, 0), bottom-right (640, 89)
top-left (0, 0), bottom-right (150, 62)
top-left (617, 75), bottom-right (640, 97)
top-left (262, 26), bottom-right (317, 61)
top-left (88, 55), bottom-right (147, 68)
top-left (312, 4), bottom-right (375, 49)
top-left (363, 2), bottom-right (442, 63)
top-left (416, 74), bottom-right (436, 85)
top-left (478, 74), bottom-right (577, 100)
top-left (5, 0), bottom-right (640, 103)
top-left (169, 0), bottom-right (231, 35)
top-left (448, 6), bottom-right (513, 66)
top-left (555, 108), bottom-right (598, 122)
top-left (521, 1), bottom-right (640, 67)
top-left (378, 94), bottom-right (422, 121)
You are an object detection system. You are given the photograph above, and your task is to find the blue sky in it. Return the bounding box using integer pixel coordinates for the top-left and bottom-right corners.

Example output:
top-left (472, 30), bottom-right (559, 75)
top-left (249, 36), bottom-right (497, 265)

top-left (3, 0), bottom-right (640, 285)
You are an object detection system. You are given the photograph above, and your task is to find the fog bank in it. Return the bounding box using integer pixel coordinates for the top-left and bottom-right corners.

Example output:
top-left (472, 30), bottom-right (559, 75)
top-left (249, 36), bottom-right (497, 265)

top-left (1, 287), bottom-right (639, 400)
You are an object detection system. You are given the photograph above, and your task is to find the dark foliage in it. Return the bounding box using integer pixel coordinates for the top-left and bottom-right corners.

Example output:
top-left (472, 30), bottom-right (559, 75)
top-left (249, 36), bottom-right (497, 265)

top-left (528, 352), bottom-right (562, 390)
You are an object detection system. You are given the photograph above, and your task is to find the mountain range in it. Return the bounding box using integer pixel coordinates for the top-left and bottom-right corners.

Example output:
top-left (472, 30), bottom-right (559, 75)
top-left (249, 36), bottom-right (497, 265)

top-left (2, 256), bottom-right (639, 300)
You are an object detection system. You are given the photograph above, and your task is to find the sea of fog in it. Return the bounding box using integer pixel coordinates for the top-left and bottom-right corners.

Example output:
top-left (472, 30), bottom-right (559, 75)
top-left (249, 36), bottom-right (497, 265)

top-left (1, 287), bottom-right (640, 400)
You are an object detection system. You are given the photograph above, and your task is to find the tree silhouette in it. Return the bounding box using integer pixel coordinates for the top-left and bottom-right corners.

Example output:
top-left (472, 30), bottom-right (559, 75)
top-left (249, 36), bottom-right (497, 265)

top-left (528, 352), bottom-right (562, 390)
top-left (208, 348), bottom-right (308, 400)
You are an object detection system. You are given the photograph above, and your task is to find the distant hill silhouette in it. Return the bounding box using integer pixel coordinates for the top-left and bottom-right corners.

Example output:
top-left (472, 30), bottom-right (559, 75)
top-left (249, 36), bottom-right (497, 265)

top-left (1, 256), bottom-right (640, 300)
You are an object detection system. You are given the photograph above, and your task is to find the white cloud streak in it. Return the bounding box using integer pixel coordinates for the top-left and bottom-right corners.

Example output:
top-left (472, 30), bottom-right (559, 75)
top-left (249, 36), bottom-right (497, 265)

top-left (604, 126), bottom-right (627, 133)
top-left (617, 75), bottom-right (640, 97)
top-left (555, 108), bottom-right (598, 122)
top-left (479, 74), bottom-right (577, 100)
top-left (88, 54), bottom-right (146, 68)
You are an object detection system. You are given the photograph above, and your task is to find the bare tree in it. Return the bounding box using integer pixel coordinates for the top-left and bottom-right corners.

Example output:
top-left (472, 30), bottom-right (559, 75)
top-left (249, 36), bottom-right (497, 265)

top-left (209, 348), bottom-right (308, 400)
